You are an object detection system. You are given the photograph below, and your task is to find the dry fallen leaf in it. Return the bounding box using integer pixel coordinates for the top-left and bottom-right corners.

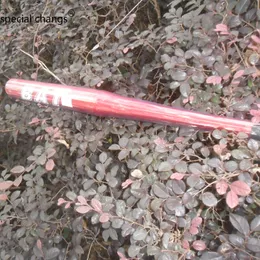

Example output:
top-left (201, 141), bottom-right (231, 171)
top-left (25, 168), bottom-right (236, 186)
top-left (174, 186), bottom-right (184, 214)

top-left (56, 139), bottom-right (70, 149)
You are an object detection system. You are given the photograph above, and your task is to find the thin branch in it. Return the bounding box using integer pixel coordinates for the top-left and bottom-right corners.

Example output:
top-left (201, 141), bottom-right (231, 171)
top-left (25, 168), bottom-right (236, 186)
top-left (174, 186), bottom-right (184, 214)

top-left (86, 0), bottom-right (144, 56)
top-left (32, 0), bottom-right (49, 57)
top-left (19, 49), bottom-right (65, 85)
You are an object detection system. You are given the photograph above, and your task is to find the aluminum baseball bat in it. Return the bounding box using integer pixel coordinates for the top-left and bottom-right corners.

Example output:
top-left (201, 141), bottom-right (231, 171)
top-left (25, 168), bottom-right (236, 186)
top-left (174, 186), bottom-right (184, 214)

top-left (5, 78), bottom-right (260, 140)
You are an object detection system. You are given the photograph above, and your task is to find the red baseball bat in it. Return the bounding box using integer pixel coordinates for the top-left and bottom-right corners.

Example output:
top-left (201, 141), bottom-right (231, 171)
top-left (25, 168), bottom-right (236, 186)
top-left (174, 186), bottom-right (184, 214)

top-left (5, 78), bottom-right (260, 140)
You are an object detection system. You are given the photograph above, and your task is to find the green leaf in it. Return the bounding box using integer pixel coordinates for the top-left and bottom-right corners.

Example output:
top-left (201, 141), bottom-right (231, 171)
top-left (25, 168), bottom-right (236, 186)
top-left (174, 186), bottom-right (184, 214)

top-left (45, 248), bottom-right (60, 260)
top-left (250, 216), bottom-right (260, 232)
top-left (158, 161), bottom-right (172, 172)
top-left (230, 213), bottom-right (250, 236)
top-left (235, 0), bottom-right (250, 14)
top-left (202, 192), bottom-right (218, 207)
top-left (152, 182), bottom-right (169, 198)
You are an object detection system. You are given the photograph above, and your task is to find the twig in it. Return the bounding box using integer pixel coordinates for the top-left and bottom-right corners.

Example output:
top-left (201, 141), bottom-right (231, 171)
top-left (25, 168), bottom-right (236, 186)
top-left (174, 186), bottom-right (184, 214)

top-left (234, 43), bottom-right (246, 67)
top-left (32, 1), bottom-right (49, 80)
top-left (0, 164), bottom-right (7, 169)
top-left (0, 128), bottom-right (16, 133)
top-left (86, 232), bottom-right (98, 260)
top-left (149, 0), bottom-right (161, 25)
top-left (86, 0), bottom-right (144, 58)
top-left (19, 49), bottom-right (65, 85)
top-left (32, 1), bottom-right (49, 57)
top-left (50, 185), bottom-right (68, 202)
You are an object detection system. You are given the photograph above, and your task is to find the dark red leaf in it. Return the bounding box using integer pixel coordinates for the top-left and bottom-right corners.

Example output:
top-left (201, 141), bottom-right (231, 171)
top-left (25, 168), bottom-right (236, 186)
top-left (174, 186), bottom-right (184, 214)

top-left (76, 205), bottom-right (92, 214)
top-left (233, 70), bottom-right (244, 79)
top-left (91, 198), bottom-right (102, 213)
top-left (226, 190), bottom-right (239, 208)
top-left (170, 173), bottom-right (185, 180)
top-left (77, 195), bottom-right (87, 205)
top-left (45, 127), bottom-right (53, 133)
top-left (0, 181), bottom-right (13, 191)
top-left (0, 194), bottom-right (8, 201)
top-left (121, 179), bottom-right (133, 189)
top-left (117, 251), bottom-right (128, 260)
top-left (216, 180), bottom-right (228, 195)
top-left (213, 144), bottom-right (221, 155)
top-left (192, 240), bottom-right (206, 251)
top-left (37, 239), bottom-right (43, 251)
top-left (251, 35), bottom-right (260, 44)
top-left (45, 159), bottom-right (55, 171)
top-left (166, 37), bottom-right (177, 44)
top-left (65, 202), bottom-right (72, 209)
top-left (191, 217), bottom-right (202, 227)
top-left (99, 213), bottom-right (110, 223)
top-left (29, 117), bottom-right (41, 125)
top-left (189, 226), bottom-right (199, 235)
top-left (250, 109), bottom-right (260, 117)
top-left (57, 198), bottom-right (66, 206)
top-left (252, 116), bottom-right (260, 123)
top-left (175, 137), bottom-right (185, 143)
top-left (31, 72), bottom-right (37, 80)
top-left (230, 181), bottom-right (251, 196)
top-left (154, 137), bottom-right (168, 147)
top-left (206, 76), bottom-right (222, 85)
top-left (214, 24), bottom-right (228, 33)
top-left (182, 240), bottom-right (190, 250)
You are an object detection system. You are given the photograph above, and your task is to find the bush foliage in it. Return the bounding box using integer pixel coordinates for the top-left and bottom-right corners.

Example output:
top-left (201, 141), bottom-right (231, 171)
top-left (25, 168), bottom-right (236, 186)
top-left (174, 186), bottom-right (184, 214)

top-left (1, 0), bottom-right (260, 259)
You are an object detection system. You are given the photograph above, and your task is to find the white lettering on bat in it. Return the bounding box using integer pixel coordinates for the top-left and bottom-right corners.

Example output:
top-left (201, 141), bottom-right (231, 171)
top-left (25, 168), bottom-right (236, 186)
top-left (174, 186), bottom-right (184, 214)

top-left (51, 92), bottom-right (72, 107)
top-left (52, 94), bottom-right (60, 106)
top-left (21, 87), bottom-right (73, 107)
top-left (60, 93), bottom-right (73, 107)
top-left (35, 91), bottom-right (48, 104)
top-left (21, 88), bottom-right (33, 101)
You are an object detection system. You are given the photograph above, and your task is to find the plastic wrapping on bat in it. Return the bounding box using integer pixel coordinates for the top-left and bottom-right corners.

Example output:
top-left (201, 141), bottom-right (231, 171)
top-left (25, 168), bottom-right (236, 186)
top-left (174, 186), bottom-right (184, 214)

top-left (5, 78), bottom-right (257, 137)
